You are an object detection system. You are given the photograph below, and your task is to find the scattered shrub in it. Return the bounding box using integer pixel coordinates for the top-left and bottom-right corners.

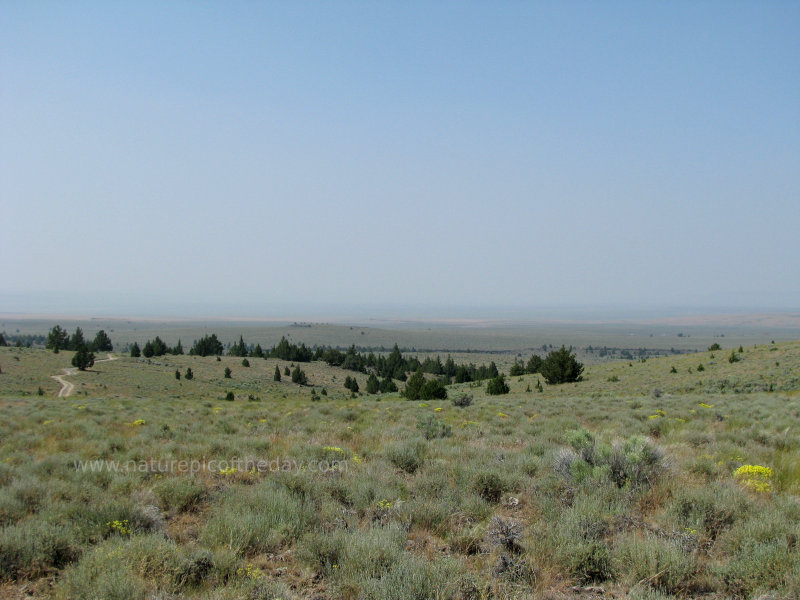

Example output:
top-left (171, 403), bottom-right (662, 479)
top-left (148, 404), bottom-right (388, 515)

top-left (386, 440), bottom-right (426, 474)
top-left (452, 393), bottom-right (473, 407)
top-left (416, 415), bottom-right (452, 440)
top-left (613, 534), bottom-right (697, 595)
top-left (555, 429), bottom-right (666, 489)
top-left (472, 470), bottom-right (507, 503)
top-left (202, 480), bottom-right (316, 555)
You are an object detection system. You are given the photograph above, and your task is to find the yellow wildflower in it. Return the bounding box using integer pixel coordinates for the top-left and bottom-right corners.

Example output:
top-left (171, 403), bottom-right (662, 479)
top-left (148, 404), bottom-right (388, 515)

top-left (734, 464), bottom-right (773, 493)
top-left (106, 519), bottom-right (131, 535)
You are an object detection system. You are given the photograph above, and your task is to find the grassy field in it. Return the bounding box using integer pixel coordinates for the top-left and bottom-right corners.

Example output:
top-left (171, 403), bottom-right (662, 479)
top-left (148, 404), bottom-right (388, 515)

top-left (0, 340), bottom-right (799, 599)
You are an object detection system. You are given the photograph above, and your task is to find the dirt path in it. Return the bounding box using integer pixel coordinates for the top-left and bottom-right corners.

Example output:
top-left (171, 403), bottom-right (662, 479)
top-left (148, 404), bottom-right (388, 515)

top-left (51, 353), bottom-right (118, 398)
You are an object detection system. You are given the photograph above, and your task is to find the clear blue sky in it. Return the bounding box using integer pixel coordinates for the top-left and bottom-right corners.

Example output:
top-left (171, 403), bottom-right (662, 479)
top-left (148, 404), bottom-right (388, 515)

top-left (2, 2), bottom-right (798, 316)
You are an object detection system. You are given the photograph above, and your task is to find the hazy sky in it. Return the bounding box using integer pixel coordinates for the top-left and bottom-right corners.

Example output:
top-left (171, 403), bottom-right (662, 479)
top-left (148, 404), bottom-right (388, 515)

top-left (2, 2), bottom-right (798, 316)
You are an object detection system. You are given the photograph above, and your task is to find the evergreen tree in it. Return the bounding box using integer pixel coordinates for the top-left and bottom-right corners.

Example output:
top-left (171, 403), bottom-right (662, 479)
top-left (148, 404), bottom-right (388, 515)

top-left (228, 335), bottom-right (248, 357)
top-left (189, 334), bottom-right (224, 356)
top-left (291, 365), bottom-right (308, 385)
top-left (402, 370), bottom-right (426, 400)
top-left (69, 327), bottom-right (86, 351)
top-left (151, 336), bottom-right (168, 356)
top-left (273, 365), bottom-right (281, 382)
top-left (47, 325), bottom-right (69, 352)
top-left (284, 366), bottom-right (290, 376)
top-left (241, 358), bottom-right (250, 367)
top-left (142, 336), bottom-right (168, 357)
top-left (0, 332), bottom-right (5, 346)
top-left (366, 373), bottom-right (380, 394)
top-left (91, 330), bottom-right (113, 352)
top-left (344, 375), bottom-right (359, 393)
top-left (420, 378), bottom-right (447, 400)
top-left (251, 344), bottom-right (264, 358)
top-left (172, 340), bottom-right (184, 355)
top-left (379, 377), bottom-right (398, 393)
top-left (509, 361), bottom-right (526, 377)
top-left (486, 374), bottom-right (510, 395)
top-left (71, 347), bottom-right (95, 371)
top-left (130, 342), bottom-right (141, 357)
top-left (175, 369), bottom-right (181, 380)
top-left (540, 346), bottom-right (584, 384)
top-left (526, 354), bottom-right (543, 374)
top-left (185, 367), bottom-right (193, 380)
top-left (224, 367), bottom-right (232, 378)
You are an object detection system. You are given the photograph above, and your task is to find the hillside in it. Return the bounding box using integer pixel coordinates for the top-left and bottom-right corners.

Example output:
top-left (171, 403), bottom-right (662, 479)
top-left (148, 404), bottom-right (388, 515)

top-left (0, 342), bottom-right (798, 598)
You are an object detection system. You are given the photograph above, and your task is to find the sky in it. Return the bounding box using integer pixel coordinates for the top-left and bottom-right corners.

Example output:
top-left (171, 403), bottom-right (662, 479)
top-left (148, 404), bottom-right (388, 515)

top-left (2, 1), bottom-right (799, 318)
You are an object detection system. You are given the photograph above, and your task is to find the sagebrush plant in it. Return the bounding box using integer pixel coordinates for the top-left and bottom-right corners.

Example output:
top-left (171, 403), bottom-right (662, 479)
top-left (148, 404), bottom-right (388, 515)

top-left (555, 428), bottom-right (666, 489)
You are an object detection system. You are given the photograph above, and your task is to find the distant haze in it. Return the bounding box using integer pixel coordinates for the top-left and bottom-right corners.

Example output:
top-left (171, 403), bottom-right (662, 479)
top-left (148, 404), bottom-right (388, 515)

top-left (2, 2), bottom-right (798, 316)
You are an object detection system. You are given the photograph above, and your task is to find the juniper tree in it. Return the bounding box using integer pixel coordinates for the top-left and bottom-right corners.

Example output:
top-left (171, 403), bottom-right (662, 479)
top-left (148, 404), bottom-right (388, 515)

top-left (486, 374), bottom-right (510, 395)
top-left (91, 330), bottom-right (113, 352)
top-left (540, 346), bottom-right (584, 384)
top-left (71, 347), bottom-right (95, 371)
top-left (47, 325), bottom-right (69, 352)
top-left (69, 327), bottom-right (86, 351)
top-left (291, 365), bottom-right (308, 385)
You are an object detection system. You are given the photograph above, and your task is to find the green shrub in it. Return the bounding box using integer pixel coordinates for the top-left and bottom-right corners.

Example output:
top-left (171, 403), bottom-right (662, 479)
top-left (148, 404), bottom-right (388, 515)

top-left (613, 534), bottom-right (697, 595)
top-left (0, 520), bottom-right (80, 579)
top-left (416, 415), bottom-right (452, 440)
top-left (555, 430), bottom-right (666, 489)
top-left (202, 480), bottom-right (316, 555)
top-left (472, 470), bottom-right (507, 503)
top-left (672, 482), bottom-right (751, 540)
top-left (713, 508), bottom-right (800, 597)
top-left (452, 393), bottom-right (473, 407)
top-left (153, 477), bottom-right (206, 513)
top-left (53, 534), bottom-right (183, 600)
top-left (298, 527), bottom-right (404, 582)
top-left (386, 440), bottom-right (426, 474)
top-left (566, 541), bottom-right (613, 583)
top-left (357, 553), bottom-right (472, 600)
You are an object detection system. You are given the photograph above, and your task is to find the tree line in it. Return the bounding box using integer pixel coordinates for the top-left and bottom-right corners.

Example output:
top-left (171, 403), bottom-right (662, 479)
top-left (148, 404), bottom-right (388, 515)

top-left (45, 325), bottom-right (113, 371)
top-left (46, 326), bottom-right (113, 354)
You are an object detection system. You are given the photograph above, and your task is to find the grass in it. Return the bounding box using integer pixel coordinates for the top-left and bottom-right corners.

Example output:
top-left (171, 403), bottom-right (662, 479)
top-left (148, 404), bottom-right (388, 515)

top-left (0, 339), bottom-right (799, 598)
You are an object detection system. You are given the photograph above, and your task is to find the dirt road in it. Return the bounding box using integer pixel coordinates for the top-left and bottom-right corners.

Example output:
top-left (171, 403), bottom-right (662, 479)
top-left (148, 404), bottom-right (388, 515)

top-left (51, 353), bottom-right (118, 398)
